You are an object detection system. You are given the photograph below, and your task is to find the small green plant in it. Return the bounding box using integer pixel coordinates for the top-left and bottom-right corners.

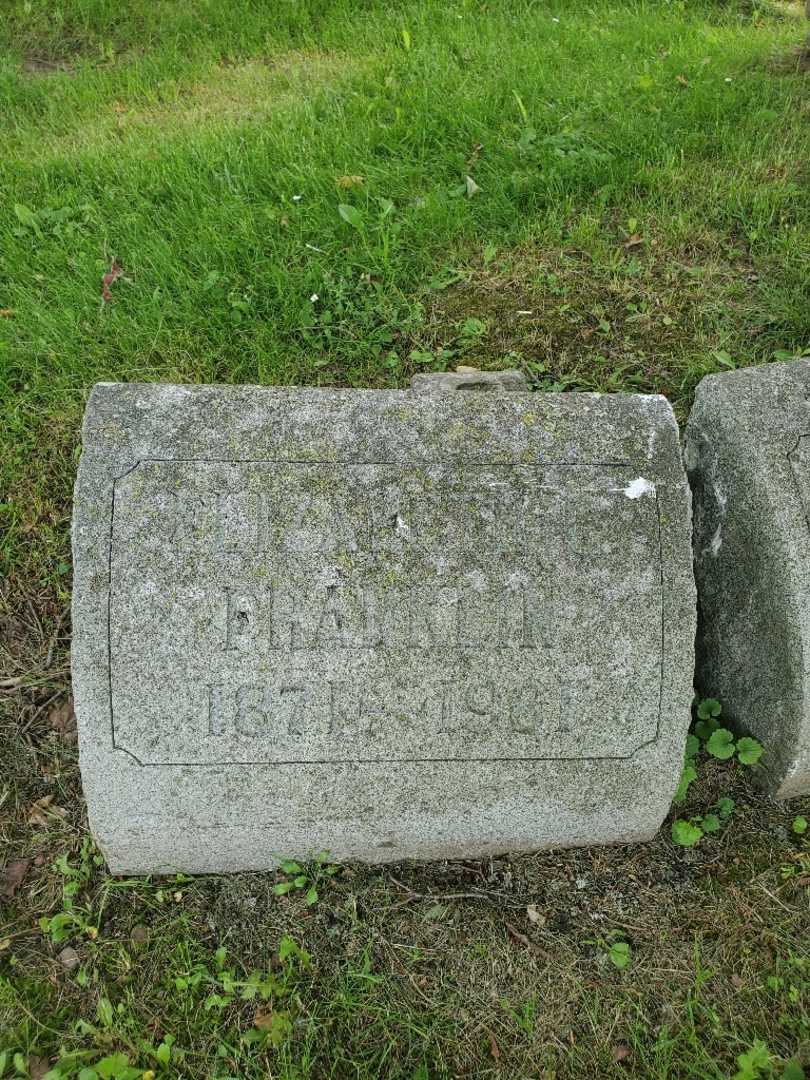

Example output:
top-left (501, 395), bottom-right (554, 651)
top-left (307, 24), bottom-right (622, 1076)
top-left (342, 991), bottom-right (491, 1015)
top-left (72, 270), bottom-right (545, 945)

top-left (608, 941), bottom-right (632, 970)
top-left (272, 851), bottom-right (338, 905)
top-left (673, 759), bottom-right (699, 805)
top-left (585, 933), bottom-right (632, 970)
top-left (499, 996), bottom-right (537, 1037)
top-left (406, 315), bottom-right (490, 372)
top-left (337, 202), bottom-right (363, 230)
top-left (408, 346), bottom-right (455, 370)
top-left (455, 317), bottom-right (488, 350)
top-left (12, 202), bottom-right (93, 244)
top-left (34, 1050), bottom-right (154, 1079)
top-left (39, 839), bottom-right (105, 944)
top-left (672, 818), bottom-right (703, 847)
top-left (671, 698), bottom-right (762, 847)
top-left (515, 127), bottom-right (612, 174)
top-left (672, 797), bottom-right (735, 848)
top-left (18, 1025), bottom-right (183, 1077)
top-left (782, 1062), bottom-right (807, 1080)
top-left (694, 697), bottom-right (722, 738)
top-left (693, 699), bottom-right (764, 765)
top-left (241, 937), bottom-right (312, 1048)
top-left (170, 938), bottom-right (312, 1052)
top-left (731, 1039), bottom-right (806, 1079)
top-left (734, 1041), bottom-right (774, 1080)
top-left (780, 851), bottom-right (810, 883)
top-left (793, 816), bottom-right (807, 836)
top-left (297, 267), bottom-right (415, 363)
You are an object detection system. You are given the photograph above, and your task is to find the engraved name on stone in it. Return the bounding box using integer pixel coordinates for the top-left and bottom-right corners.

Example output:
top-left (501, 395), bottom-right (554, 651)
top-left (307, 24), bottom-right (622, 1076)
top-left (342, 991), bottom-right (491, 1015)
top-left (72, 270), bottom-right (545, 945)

top-left (107, 460), bottom-right (662, 765)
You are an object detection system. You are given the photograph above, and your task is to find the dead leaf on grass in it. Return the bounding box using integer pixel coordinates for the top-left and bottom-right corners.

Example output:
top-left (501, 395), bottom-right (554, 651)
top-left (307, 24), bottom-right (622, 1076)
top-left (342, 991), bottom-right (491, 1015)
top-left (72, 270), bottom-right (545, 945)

top-left (624, 233), bottom-right (644, 249)
top-left (336, 174), bottom-right (364, 188)
top-left (424, 903), bottom-right (447, 920)
top-left (28, 795), bottom-right (53, 825)
top-left (505, 921), bottom-right (539, 952)
top-left (0, 309), bottom-right (14, 318)
top-left (28, 795), bottom-right (68, 826)
top-left (660, 1001), bottom-right (677, 1026)
top-left (675, 75), bottom-right (689, 87)
top-left (465, 174), bottom-right (481, 198)
top-left (58, 945), bottom-right (80, 971)
top-left (254, 1007), bottom-right (275, 1030)
top-left (27, 1057), bottom-right (52, 1080)
top-left (488, 1031), bottom-right (501, 1060)
top-left (22, 57), bottom-right (74, 77)
top-left (467, 141), bottom-right (483, 165)
top-left (0, 858), bottom-right (30, 898)
top-left (101, 258), bottom-right (124, 303)
top-left (612, 1041), bottom-right (632, 1064)
top-left (49, 698), bottom-right (76, 739)
top-left (526, 903), bottom-right (546, 925)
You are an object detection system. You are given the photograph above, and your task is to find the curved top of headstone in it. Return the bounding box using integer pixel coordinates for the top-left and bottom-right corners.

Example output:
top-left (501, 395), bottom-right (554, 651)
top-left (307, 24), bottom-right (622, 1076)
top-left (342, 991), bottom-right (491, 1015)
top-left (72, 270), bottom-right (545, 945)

top-left (81, 381), bottom-right (680, 469)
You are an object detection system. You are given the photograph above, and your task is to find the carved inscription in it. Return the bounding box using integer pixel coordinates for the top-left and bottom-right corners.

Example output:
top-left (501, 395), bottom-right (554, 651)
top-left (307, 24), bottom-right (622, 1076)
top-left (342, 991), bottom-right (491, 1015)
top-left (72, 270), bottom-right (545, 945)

top-left (108, 460), bottom-right (663, 764)
top-left (208, 676), bottom-right (562, 742)
top-left (220, 583), bottom-right (544, 652)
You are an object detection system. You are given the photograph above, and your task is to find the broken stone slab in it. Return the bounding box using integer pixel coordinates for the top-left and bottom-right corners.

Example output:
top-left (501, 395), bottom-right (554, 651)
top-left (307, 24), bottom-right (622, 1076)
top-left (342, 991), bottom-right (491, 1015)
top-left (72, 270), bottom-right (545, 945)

top-left (72, 383), bottom-right (695, 873)
top-left (686, 359), bottom-right (810, 798)
top-left (410, 368), bottom-right (528, 393)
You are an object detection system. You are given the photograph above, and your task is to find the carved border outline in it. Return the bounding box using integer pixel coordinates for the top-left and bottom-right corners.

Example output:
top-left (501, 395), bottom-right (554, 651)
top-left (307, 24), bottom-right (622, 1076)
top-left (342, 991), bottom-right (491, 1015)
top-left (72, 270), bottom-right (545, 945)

top-left (107, 458), bottom-right (666, 766)
top-left (788, 434), bottom-right (810, 533)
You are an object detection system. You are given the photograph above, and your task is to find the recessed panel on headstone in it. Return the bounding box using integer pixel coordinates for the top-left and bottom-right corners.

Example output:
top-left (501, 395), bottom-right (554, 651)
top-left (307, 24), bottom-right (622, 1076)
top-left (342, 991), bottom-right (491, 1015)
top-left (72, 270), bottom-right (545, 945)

top-left (686, 359), bottom-right (810, 798)
top-left (72, 384), bottom-right (695, 872)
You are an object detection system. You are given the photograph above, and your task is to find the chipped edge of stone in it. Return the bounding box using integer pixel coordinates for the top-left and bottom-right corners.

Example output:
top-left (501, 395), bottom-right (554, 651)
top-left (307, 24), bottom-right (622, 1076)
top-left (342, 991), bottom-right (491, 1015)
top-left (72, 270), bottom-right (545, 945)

top-left (410, 368), bottom-right (528, 393)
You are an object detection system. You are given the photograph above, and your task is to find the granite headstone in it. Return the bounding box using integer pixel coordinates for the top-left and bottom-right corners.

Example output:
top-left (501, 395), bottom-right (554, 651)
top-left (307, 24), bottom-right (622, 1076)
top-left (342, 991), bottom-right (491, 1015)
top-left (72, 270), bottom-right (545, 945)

top-left (686, 359), bottom-right (810, 798)
top-left (72, 383), bottom-right (695, 872)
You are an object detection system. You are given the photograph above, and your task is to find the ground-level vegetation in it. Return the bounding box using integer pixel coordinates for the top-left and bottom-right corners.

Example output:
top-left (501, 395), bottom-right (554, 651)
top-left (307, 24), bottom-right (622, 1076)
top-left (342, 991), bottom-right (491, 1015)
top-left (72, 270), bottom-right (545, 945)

top-left (2, 0), bottom-right (809, 1075)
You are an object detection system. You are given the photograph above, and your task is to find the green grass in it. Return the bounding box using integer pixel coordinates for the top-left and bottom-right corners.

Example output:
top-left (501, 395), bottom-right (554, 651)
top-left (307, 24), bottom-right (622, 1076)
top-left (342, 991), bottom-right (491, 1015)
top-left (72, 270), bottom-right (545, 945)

top-left (2, 1), bottom-right (810, 1076)
top-left (1, 756), bottom-right (809, 1079)
top-left (3, 0), bottom-right (810, 587)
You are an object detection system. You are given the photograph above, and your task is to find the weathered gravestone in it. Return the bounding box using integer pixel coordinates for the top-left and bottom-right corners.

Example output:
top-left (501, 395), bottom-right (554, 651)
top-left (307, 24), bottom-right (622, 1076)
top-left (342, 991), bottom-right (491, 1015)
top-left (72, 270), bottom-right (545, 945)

top-left (72, 383), bottom-right (695, 873)
top-left (686, 359), bottom-right (810, 798)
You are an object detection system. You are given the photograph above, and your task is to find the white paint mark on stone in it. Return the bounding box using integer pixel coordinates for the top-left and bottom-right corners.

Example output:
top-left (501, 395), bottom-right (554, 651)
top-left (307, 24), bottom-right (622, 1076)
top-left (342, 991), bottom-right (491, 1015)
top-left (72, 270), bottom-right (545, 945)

top-left (506, 571), bottom-right (530, 589)
top-left (647, 426), bottom-right (658, 460)
top-left (624, 477), bottom-right (655, 499)
top-left (467, 568), bottom-right (487, 592)
top-left (709, 526), bottom-right (723, 558)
